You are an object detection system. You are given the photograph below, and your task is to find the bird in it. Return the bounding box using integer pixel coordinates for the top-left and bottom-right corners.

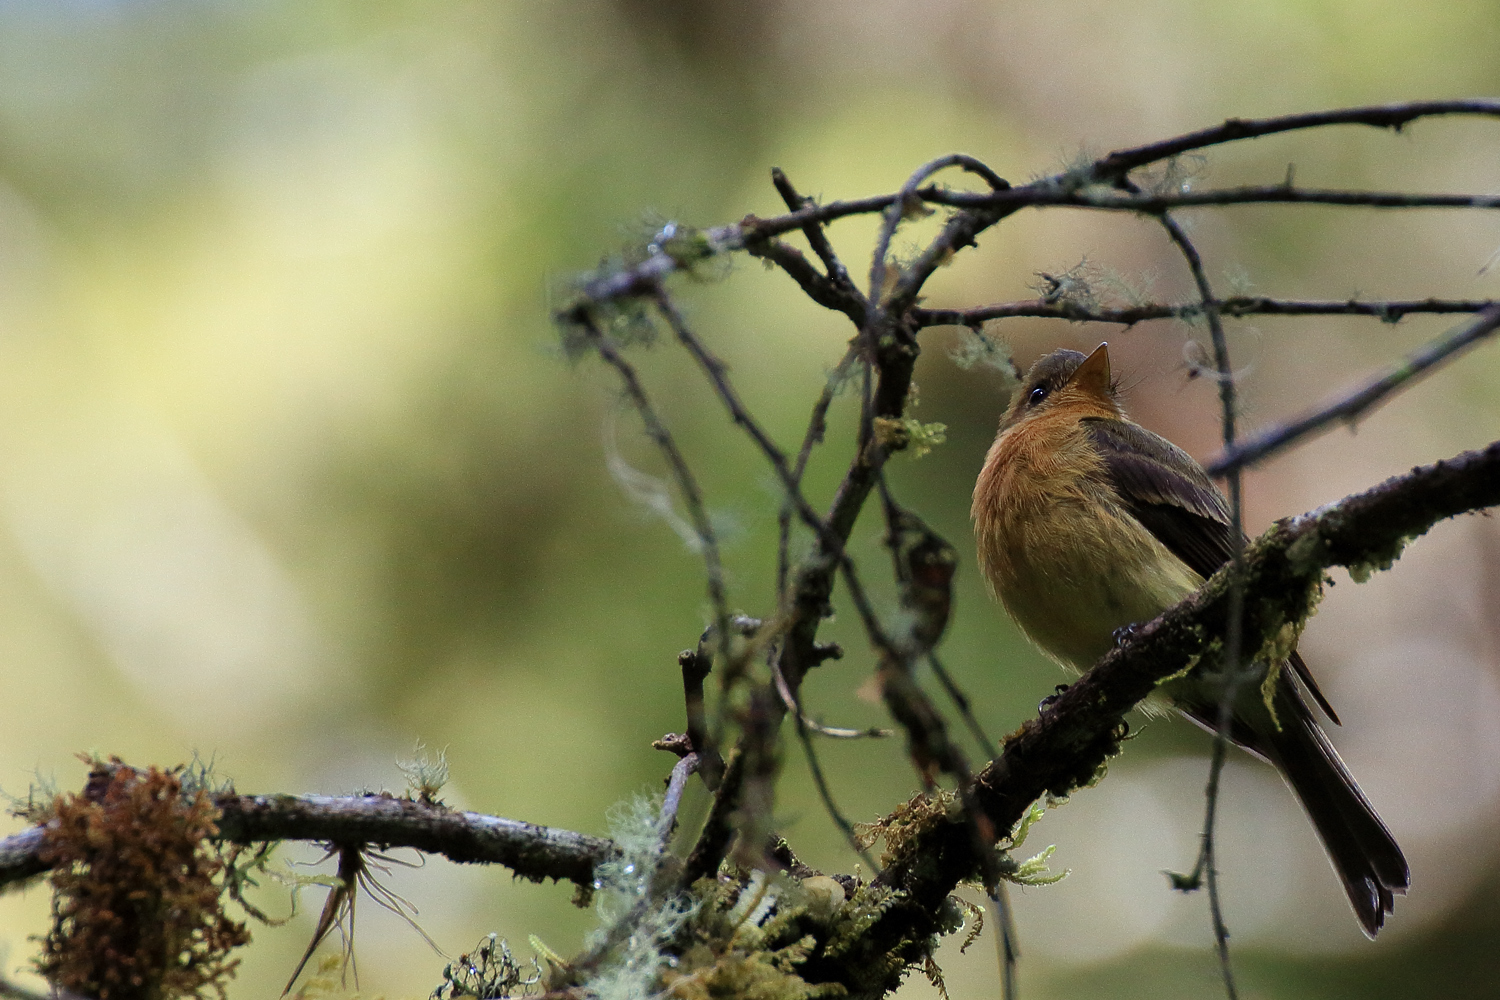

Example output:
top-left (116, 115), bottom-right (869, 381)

top-left (971, 342), bottom-right (1409, 937)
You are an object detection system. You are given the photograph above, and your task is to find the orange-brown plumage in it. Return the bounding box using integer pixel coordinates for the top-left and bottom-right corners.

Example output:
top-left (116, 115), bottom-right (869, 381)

top-left (973, 342), bottom-right (1408, 937)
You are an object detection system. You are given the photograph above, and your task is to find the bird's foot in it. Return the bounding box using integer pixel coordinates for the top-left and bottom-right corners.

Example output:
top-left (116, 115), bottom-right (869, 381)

top-left (1112, 622), bottom-right (1143, 647)
top-left (1039, 683), bottom-right (1070, 711)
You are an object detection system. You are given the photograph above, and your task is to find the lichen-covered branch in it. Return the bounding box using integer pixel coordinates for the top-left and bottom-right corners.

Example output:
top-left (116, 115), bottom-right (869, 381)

top-left (911, 295), bottom-right (1498, 329)
top-left (828, 440), bottom-right (1500, 997)
top-left (0, 793), bottom-right (620, 893)
top-left (562, 101), bottom-right (1500, 318)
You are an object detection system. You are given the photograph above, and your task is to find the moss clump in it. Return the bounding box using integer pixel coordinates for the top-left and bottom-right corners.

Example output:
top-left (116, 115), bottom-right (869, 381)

top-left (37, 758), bottom-right (250, 1000)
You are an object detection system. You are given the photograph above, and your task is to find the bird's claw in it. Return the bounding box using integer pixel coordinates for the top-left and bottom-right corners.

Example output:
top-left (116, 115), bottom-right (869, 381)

top-left (1039, 683), bottom-right (1070, 711)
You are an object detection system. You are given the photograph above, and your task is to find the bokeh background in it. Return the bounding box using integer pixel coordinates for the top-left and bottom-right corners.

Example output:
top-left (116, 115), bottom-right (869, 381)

top-left (0, 1), bottom-right (1498, 997)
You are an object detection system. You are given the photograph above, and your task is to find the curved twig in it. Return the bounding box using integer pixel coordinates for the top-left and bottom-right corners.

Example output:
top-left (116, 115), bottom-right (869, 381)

top-left (1208, 304), bottom-right (1500, 475)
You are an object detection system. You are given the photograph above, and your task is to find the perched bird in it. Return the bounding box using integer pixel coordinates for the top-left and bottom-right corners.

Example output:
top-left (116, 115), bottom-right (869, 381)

top-left (971, 342), bottom-right (1408, 937)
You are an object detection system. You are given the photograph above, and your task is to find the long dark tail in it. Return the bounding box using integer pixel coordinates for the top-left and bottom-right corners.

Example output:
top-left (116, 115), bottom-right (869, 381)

top-left (1263, 684), bottom-right (1410, 937)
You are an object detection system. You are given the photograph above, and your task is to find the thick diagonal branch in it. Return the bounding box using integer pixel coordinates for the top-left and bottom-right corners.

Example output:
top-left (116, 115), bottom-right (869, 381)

top-left (808, 440), bottom-right (1500, 997)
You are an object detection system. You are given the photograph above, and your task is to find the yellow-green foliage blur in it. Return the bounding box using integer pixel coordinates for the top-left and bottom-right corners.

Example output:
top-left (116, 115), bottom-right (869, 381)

top-left (0, 2), bottom-right (1497, 998)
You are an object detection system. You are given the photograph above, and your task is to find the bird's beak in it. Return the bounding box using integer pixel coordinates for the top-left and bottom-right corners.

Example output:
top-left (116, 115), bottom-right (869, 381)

top-left (1069, 342), bottom-right (1111, 397)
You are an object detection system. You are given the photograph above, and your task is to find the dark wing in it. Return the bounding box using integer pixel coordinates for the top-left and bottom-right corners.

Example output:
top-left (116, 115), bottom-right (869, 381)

top-left (1083, 417), bottom-right (1233, 578)
top-left (1083, 417), bottom-right (1340, 724)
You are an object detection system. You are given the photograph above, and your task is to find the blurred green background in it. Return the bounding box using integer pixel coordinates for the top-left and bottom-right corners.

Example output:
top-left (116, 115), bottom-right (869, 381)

top-left (0, 1), bottom-right (1498, 997)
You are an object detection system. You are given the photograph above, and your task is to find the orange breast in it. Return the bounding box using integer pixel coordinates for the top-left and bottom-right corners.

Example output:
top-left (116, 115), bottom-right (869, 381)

top-left (973, 411), bottom-right (1202, 671)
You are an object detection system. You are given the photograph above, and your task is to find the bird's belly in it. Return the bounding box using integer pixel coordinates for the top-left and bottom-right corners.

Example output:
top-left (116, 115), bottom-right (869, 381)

top-left (994, 501), bottom-right (1202, 672)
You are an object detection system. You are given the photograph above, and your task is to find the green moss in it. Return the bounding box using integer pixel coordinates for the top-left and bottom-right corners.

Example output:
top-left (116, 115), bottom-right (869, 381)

top-left (1346, 534), bottom-right (1413, 582)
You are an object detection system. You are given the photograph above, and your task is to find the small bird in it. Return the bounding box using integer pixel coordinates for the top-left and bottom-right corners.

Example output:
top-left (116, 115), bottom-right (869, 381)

top-left (971, 342), bottom-right (1408, 936)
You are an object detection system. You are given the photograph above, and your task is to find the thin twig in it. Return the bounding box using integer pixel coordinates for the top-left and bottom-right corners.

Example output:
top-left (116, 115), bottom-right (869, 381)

top-left (651, 292), bottom-right (896, 654)
top-left (791, 704), bottom-right (880, 870)
top-left (928, 654), bottom-right (999, 761)
top-left (771, 661), bottom-right (890, 738)
top-left (750, 238), bottom-right (868, 324)
top-left (912, 296), bottom-right (1498, 329)
top-left (770, 167), bottom-right (865, 316)
top-left (657, 753), bottom-right (701, 850)
top-left (576, 312), bottom-right (734, 678)
top-left (885, 169), bottom-right (1012, 318)
top-left (1152, 203), bottom-right (1242, 1000)
top-left (777, 344), bottom-right (857, 601)
top-left (561, 101), bottom-right (1500, 316)
top-left (1208, 303), bottom-right (1500, 476)
top-left (1084, 99), bottom-right (1500, 181)
top-left (869, 154), bottom-right (1009, 306)
top-left (929, 184), bottom-right (1500, 214)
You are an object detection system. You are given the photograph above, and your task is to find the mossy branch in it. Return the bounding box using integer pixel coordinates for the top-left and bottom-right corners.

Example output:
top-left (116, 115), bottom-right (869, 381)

top-left (831, 440), bottom-right (1500, 994)
top-left (0, 792), bottom-right (620, 894)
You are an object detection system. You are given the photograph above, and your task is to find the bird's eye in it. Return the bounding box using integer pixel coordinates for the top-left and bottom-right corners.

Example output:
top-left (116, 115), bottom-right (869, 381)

top-left (1027, 385), bottom-right (1049, 407)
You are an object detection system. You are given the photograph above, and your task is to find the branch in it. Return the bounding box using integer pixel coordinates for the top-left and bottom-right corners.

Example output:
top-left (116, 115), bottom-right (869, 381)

top-left (561, 101), bottom-right (1500, 316)
top-left (912, 296), bottom-right (1499, 329)
top-left (768, 168), bottom-right (867, 325)
top-left (1083, 99), bottom-right (1500, 181)
top-left (749, 237), bottom-right (868, 325)
top-left (1151, 200), bottom-right (1244, 996)
top-left (0, 794), bottom-right (620, 893)
top-left (1207, 304), bottom-right (1500, 475)
top-left (574, 312), bottom-right (734, 688)
top-left (832, 440), bottom-right (1500, 996)
top-left (929, 184), bottom-right (1500, 214)
top-left (651, 293), bottom-right (894, 655)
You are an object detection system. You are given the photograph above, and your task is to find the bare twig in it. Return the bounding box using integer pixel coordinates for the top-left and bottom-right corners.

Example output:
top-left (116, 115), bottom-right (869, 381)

top-left (790, 703), bottom-right (880, 871)
top-left (777, 344), bottom-right (856, 601)
top-left (769, 167), bottom-right (866, 323)
top-left (651, 292), bottom-right (896, 655)
top-left (771, 662), bottom-right (890, 739)
top-left (657, 753), bottom-right (701, 850)
top-left (928, 653), bottom-right (999, 762)
top-left (750, 238), bottom-right (868, 324)
top-left (679, 637), bottom-right (723, 786)
top-left (1083, 99), bottom-right (1500, 181)
top-left (561, 101), bottom-right (1500, 317)
top-left (575, 312), bottom-right (733, 676)
top-left (1153, 202), bottom-right (1243, 1000)
top-left (869, 154), bottom-right (1009, 307)
top-left (1208, 304), bottom-right (1500, 476)
top-left (912, 296), bottom-right (1498, 329)
top-left (929, 184), bottom-right (1500, 214)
